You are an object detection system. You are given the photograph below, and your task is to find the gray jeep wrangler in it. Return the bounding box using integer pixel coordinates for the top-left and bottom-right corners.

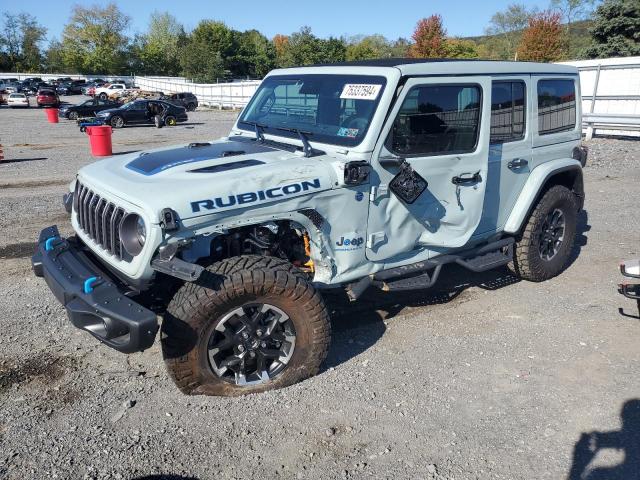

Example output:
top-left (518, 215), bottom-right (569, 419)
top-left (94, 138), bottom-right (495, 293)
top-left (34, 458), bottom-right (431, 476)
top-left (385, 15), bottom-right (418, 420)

top-left (32, 59), bottom-right (587, 396)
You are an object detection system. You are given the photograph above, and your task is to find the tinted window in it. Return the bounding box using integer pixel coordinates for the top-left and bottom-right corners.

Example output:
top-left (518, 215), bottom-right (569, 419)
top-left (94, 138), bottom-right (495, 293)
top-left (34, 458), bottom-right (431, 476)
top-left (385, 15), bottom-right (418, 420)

top-left (490, 81), bottom-right (526, 144)
top-left (387, 84), bottom-right (481, 156)
top-left (537, 79), bottom-right (576, 135)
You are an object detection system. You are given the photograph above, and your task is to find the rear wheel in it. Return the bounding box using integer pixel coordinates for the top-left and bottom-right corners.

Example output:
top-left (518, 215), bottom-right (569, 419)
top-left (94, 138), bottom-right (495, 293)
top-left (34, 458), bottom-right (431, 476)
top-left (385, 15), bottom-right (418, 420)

top-left (110, 115), bottom-right (124, 128)
top-left (162, 255), bottom-right (331, 396)
top-left (165, 115), bottom-right (177, 126)
top-left (186, 103), bottom-right (196, 112)
top-left (511, 185), bottom-right (578, 281)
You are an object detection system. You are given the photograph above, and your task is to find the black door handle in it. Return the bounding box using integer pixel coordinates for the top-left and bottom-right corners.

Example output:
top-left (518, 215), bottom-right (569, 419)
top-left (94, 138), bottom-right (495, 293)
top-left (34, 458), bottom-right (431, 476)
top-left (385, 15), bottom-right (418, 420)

top-left (452, 171), bottom-right (482, 185)
top-left (508, 158), bottom-right (529, 170)
top-left (379, 155), bottom-right (406, 167)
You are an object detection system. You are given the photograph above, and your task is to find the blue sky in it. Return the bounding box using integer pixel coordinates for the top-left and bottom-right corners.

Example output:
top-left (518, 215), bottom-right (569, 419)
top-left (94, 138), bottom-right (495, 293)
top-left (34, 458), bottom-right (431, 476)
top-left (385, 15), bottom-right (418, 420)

top-left (7, 0), bottom-right (555, 44)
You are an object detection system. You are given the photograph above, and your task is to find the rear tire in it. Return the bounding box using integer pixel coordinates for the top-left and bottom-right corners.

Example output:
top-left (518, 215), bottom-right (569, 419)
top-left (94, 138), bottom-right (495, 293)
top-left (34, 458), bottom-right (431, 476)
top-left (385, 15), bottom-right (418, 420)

top-left (162, 255), bottom-right (330, 396)
top-left (165, 115), bottom-right (177, 126)
top-left (511, 185), bottom-right (578, 282)
top-left (186, 103), bottom-right (196, 112)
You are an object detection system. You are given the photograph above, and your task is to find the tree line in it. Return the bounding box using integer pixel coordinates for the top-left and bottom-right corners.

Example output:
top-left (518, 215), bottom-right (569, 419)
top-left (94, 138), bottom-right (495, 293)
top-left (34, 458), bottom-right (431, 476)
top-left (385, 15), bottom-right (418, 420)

top-left (0, 0), bottom-right (638, 82)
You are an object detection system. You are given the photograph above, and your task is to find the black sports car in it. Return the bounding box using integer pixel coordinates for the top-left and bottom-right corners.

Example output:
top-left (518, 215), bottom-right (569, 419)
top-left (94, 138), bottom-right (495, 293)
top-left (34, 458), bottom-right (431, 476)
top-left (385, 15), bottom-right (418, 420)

top-left (58, 98), bottom-right (121, 120)
top-left (95, 99), bottom-right (188, 128)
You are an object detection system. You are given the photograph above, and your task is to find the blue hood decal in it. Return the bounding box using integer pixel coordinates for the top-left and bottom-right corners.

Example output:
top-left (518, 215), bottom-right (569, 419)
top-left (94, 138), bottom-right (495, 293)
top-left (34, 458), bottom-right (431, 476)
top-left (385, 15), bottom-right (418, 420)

top-left (126, 140), bottom-right (275, 176)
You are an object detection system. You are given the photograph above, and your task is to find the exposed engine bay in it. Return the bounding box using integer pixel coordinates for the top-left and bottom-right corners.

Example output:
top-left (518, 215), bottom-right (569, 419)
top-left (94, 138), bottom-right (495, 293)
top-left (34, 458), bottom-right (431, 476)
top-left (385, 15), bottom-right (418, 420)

top-left (209, 221), bottom-right (314, 273)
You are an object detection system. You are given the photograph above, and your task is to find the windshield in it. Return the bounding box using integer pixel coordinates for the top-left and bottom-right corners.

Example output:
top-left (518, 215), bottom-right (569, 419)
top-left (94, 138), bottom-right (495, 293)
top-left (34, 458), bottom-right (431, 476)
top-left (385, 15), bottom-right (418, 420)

top-left (238, 74), bottom-right (387, 147)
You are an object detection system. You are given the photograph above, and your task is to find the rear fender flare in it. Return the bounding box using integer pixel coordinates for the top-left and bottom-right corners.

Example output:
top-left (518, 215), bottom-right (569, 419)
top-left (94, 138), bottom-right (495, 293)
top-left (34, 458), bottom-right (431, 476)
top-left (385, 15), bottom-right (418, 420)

top-left (504, 159), bottom-right (583, 234)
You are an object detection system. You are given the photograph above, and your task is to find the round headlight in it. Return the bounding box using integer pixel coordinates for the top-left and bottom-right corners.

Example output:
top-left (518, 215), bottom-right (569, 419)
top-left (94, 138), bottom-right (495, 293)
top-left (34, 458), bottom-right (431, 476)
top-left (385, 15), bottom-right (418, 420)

top-left (120, 213), bottom-right (146, 256)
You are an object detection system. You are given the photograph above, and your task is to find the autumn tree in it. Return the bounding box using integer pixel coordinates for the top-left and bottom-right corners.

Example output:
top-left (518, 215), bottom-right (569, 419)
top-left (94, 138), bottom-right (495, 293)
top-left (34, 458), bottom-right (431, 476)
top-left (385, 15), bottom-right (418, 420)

top-left (409, 15), bottom-right (447, 58)
top-left (516, 11), bottom-right (564, 62)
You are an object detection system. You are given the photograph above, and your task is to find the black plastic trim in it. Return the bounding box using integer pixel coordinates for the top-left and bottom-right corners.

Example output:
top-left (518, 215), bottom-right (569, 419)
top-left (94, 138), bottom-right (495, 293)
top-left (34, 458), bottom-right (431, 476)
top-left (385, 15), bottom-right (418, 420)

top-left (31, 226), bottom-right (158, 353)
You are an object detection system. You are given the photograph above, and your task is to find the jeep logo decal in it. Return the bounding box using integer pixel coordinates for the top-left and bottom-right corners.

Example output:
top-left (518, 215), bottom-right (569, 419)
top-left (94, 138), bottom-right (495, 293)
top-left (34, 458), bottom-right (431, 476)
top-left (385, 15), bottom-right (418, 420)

top-left (335, 236), bottom-right (364, 251)
top-left (191, 179), bottom-right (321, 213)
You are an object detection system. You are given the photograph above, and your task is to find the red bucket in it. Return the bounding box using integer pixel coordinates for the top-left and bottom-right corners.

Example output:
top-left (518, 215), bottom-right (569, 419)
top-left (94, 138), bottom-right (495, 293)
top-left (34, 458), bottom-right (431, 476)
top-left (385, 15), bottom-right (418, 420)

top-left (86, 125), bottom-right (113, 156)
top-left (45, 107), bottom-right (59, 124)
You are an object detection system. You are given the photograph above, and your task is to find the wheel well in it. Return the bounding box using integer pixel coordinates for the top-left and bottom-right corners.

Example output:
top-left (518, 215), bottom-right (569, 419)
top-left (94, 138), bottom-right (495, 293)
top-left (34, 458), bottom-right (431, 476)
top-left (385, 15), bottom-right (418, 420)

top-left (513, 166), bottom-right (584, 236)
top-left (543, 168), bottom-right (584, 199)
top-left (199, 221), bottom-right (314, 275)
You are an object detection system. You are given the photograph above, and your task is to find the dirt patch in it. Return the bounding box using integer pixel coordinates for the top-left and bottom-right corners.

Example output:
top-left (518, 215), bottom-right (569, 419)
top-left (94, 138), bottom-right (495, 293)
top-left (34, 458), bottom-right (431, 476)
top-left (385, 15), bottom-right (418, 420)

top-left (0, 353), bottom-right (79, 394)
top-left (0, 241), bottom-right (36, 259)
top-left (0, 179), bottom-right (69, 190)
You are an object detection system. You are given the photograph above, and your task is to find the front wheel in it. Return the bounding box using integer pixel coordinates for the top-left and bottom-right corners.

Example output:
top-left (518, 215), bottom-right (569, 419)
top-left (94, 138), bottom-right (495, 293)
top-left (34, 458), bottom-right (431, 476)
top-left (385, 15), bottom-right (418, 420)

top-left (110, 115), bottom-right (124, 128)
top-left (162, 256), bottom-right (331, 396)
top-left (99, 93), bottom-right (107, 101)
top-left (68, 111), bottom-right (78, 120)
top-left (511, 185), bottom-right (578, 282)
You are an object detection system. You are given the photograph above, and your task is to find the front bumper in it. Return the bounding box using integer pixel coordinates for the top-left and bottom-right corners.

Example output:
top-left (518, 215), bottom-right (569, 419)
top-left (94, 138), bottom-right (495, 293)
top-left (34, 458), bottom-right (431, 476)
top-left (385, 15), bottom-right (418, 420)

top-left (31, 226), bottom-right (158, 353)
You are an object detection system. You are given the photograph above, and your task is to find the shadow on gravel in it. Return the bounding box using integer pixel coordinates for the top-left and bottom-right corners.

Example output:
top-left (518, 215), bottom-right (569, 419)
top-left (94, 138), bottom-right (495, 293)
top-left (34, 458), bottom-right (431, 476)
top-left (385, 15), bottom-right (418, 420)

top-left (568, 398), bottom-right (640, 480)
top-left (322, 264), bottom-right (522, 370)
top-left (322, 213), bottom-right (591, 370)
top-left (567, 209), bottom-right (590, 269)
top-left (0, 241), bottom-right (36, 259)
top-left (0, 157), bottom-right (47, 164)
top-left (112, 150), bottom-right (141, 156)
top-left (133, 476), bottom-right (199, 480)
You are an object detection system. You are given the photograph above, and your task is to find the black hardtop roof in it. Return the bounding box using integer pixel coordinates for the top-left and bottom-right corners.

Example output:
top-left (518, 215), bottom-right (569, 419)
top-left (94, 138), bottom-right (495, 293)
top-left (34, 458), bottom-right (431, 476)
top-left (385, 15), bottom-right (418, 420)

top-left (313, 58), bottom-right (515, 67)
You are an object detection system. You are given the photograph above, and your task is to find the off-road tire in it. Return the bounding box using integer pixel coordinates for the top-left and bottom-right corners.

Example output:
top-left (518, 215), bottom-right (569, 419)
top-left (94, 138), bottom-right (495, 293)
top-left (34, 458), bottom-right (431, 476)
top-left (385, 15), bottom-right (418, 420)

top-left (162, 255), bottom-right (331, 396)
top-left (511, 185), bottom-right (577, 282)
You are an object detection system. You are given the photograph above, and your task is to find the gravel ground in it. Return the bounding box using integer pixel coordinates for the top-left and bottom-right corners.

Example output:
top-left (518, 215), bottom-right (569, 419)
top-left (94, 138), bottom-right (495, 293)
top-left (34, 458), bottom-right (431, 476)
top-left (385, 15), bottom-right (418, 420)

top-left (1, 101), bottom-right (639, 480)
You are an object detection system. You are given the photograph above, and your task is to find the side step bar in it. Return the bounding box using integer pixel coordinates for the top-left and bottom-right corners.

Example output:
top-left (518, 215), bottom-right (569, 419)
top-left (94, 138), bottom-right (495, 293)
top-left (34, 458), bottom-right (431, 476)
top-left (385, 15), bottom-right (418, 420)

top-left (346, 238), bottom-right (514, 299)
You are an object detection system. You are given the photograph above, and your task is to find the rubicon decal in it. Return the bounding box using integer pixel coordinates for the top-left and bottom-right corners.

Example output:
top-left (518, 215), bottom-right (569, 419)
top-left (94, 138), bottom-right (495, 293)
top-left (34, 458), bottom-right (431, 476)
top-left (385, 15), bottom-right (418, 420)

top-left (191, 179), bottom-right (322, 213)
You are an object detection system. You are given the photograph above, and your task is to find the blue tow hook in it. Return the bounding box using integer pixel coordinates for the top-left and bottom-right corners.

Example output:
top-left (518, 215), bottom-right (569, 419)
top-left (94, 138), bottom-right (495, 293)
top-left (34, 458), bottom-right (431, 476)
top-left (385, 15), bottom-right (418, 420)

top-left (83, 276), bottom-right (100, 294)
top-left (44, 236), bottom-right (59, 251)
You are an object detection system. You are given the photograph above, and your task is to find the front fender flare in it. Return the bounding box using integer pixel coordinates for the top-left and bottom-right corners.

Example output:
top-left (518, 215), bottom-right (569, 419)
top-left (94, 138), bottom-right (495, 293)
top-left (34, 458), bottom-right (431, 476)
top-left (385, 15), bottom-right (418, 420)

top-left (504, 159), bottom-right (583, 234)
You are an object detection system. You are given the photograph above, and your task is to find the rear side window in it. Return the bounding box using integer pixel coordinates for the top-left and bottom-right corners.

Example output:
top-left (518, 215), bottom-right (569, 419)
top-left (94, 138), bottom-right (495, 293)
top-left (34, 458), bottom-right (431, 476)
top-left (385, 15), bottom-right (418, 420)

top-left (490, 81), bottom-right (526, 144)
top-left (387, 84), bottom-right (481, 156)
top-left (537, 79), bottom-right (576, 135)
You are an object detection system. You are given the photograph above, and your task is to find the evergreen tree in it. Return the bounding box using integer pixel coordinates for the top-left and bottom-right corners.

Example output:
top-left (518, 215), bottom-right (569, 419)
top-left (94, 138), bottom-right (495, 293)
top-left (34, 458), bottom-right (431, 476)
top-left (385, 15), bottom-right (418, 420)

top-left (583, 0), bottom-right (640, 58)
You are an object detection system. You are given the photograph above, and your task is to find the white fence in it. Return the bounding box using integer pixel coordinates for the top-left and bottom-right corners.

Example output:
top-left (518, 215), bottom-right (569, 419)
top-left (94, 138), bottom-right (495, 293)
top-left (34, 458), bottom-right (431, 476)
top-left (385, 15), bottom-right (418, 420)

top-left (559, 56), bottom-right (640, 138)
top-left (0, 72), bottom-right (140, 83)
top-left (133, 76), bottom-right (260, 109)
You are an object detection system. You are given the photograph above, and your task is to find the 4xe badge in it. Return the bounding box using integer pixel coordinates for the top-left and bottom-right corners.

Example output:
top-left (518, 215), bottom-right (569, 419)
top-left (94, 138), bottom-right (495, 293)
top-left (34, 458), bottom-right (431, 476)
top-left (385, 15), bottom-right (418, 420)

top-left (335, 235), bottom-right (364, 252)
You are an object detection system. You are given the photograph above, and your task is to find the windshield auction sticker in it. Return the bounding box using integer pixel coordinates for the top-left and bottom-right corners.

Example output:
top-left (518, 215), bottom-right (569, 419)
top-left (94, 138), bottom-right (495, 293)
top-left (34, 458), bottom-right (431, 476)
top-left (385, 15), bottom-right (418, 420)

top-left (340, 84), bottom-right (382, 101)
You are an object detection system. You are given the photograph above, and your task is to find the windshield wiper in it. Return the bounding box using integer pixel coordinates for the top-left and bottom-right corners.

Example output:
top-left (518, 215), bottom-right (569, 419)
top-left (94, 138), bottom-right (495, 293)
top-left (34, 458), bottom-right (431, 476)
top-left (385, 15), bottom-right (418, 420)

top-left (274, 126), bottom-right (315, 157)
top-left (242, 120), bottom-right (266, 143)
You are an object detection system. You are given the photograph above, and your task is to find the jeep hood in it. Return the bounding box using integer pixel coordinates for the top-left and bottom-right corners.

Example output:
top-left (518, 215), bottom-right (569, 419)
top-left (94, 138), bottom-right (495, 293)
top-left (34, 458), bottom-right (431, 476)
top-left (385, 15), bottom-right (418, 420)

top-left (77, 138), bottom-right (337, 222)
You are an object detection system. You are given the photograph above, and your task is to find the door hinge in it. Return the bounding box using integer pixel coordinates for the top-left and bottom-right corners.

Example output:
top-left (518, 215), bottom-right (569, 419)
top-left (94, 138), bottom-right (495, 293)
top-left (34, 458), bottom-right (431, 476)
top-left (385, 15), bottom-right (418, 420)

top-left (369, 184), bottom-right (388, 202)
top-left (367, 232), bottom-right (387, 250)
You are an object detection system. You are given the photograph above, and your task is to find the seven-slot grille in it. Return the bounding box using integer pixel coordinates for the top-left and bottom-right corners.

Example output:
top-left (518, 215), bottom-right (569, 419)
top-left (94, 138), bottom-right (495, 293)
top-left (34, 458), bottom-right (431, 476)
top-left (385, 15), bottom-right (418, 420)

top-left (73, 181), bottom-right (129, 261)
